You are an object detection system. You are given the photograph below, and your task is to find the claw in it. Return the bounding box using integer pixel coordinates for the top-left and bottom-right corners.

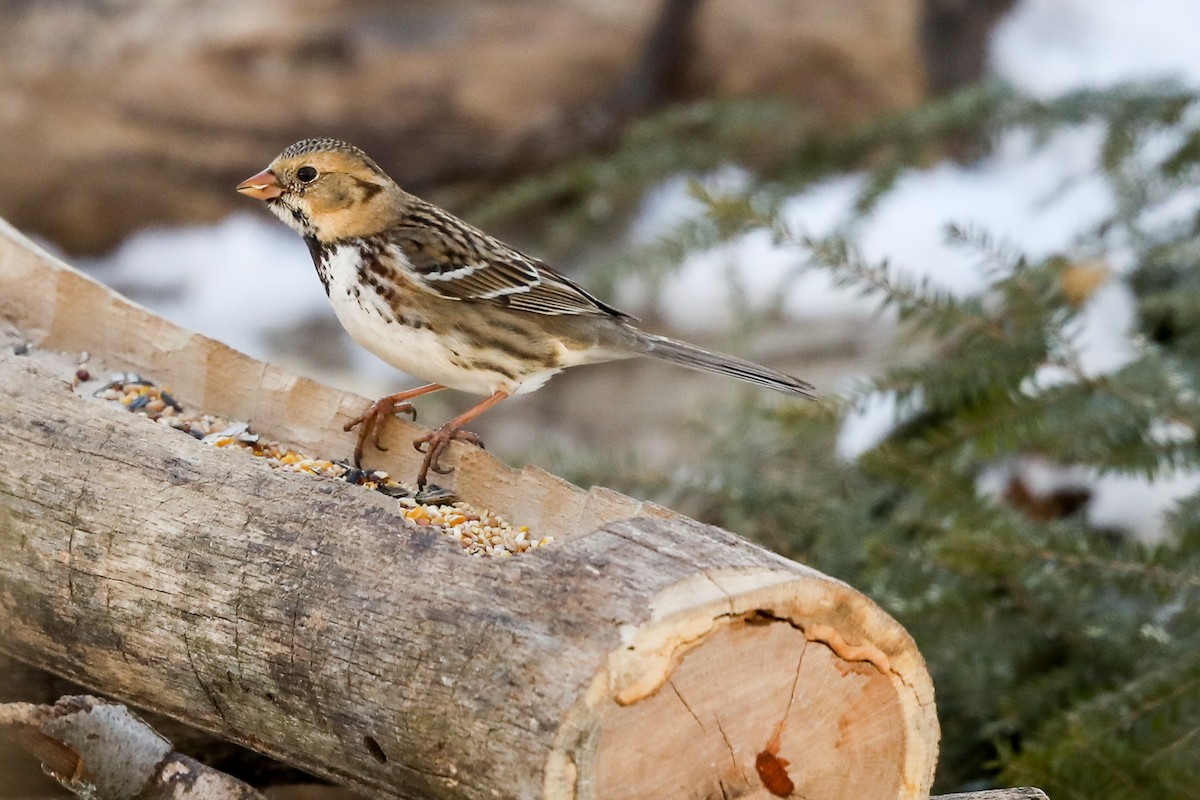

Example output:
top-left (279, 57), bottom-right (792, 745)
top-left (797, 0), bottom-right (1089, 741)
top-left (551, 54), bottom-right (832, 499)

top-left (455, 430), bottom-right (485, 449)
top-left (412, 426), bottom-right (487, 487)
top-left (405, 389), bottom-right (508, 487)
top-left (343, 384), bottom-right (444, 469)
top-left (372, 419), bottom-right (391, 452)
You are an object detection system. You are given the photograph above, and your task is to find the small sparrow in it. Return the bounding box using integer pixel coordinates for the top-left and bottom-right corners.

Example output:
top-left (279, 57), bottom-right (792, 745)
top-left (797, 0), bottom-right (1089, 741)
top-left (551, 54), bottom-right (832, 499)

top-left (237, 139), bottom-right (814, 487)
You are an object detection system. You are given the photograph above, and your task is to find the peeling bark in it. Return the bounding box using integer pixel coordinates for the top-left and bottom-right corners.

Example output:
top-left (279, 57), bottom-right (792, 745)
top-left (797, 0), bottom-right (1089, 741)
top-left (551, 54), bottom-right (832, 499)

top-left (0, 696), bottom-right (264, 800)
top-left (937, 791), bottom-right (1050, 800)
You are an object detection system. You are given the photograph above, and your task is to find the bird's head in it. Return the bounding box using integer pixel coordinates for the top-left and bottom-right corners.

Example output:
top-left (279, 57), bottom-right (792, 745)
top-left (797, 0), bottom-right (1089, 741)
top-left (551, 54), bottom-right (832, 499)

top-left (236, 138), bottom-right (402, 242)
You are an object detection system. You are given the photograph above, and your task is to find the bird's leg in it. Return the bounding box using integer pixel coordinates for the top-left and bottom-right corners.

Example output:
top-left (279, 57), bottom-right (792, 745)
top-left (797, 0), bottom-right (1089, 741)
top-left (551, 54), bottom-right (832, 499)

top-left (345, 383), bottom-right (445, 467)
top-left (413, 389), bottom-right (509, 487)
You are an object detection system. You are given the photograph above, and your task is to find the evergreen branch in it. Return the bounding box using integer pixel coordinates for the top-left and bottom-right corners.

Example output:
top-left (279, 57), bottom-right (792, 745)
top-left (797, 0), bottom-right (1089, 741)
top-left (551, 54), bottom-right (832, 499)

top-left (960, 539), bottom-right (1200, 591)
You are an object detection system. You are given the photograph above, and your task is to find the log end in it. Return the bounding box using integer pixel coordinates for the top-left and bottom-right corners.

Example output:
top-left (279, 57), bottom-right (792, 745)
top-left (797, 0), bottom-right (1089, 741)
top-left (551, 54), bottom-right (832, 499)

top-left (548, 568), bottom-right (939, 800)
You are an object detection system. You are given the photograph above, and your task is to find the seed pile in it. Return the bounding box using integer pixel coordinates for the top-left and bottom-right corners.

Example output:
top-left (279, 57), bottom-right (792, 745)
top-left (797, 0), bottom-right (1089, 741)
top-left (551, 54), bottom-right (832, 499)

top-left (92, 372), bottom-right (550, 557)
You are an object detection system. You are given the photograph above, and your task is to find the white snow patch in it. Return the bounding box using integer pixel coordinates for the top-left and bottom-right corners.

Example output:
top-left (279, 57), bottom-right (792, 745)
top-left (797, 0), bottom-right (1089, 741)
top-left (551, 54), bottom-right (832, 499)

top-left (977, 457), bottom-right (1092, 504)
top-left (992, 0), bottom-right (1200, 96)
top-left (1088, 471), bottom-right (1200, 545)
top-left (630, 167), bottom-right (751, 245)
top-left (649, 126), bottom-right (1115, 334)
top-left (978, 457), bottom-right (1199, 546)
top-left (1069, 280), bottom-right (1139, 376)
top-left (79, 214), bottom-right (320, 362)
top-left (837, 389), bottom-right (907, 461)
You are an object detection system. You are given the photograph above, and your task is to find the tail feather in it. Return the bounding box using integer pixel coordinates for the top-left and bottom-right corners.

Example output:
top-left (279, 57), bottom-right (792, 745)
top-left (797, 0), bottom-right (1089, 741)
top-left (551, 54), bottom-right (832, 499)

top-left (636, 334), bottom-right (815, 399)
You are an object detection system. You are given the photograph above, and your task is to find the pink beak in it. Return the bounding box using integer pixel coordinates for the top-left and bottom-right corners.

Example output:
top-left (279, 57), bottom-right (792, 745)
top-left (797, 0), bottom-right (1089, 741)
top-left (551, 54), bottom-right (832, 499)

top-left (236, 168), bottom-right (283, 200)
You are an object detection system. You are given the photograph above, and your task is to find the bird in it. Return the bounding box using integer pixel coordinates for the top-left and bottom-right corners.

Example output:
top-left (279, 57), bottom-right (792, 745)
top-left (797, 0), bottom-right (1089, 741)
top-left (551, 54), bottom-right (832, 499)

top-left (237, 138), bottom-right (815, 488)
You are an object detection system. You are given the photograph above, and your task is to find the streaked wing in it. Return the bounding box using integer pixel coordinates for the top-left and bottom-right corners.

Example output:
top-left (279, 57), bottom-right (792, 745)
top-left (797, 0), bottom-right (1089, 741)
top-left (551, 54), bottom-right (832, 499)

top-left (390, 203), bottom-right (632, 319)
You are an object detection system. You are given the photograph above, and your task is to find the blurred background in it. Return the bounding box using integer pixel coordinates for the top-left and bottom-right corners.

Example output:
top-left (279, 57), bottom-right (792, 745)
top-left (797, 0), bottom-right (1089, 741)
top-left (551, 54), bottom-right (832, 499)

top-left (4, 0), bottom-right (1200, 798)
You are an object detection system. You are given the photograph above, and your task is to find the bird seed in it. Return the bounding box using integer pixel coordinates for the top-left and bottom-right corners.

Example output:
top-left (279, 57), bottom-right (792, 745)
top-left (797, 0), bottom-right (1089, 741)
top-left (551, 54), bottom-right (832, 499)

top-left (91, 374), bottom-right (546, 557)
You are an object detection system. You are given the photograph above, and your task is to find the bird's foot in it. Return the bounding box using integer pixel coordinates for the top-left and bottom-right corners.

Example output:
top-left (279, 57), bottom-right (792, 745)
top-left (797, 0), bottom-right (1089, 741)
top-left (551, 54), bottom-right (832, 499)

top-left (344, 397), bottom-right (418, 468)
top-left (413, 425), bottom-right (485, 487)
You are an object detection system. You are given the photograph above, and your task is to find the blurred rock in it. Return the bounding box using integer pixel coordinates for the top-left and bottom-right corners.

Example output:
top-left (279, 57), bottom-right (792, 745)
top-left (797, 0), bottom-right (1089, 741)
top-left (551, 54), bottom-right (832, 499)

top-left (687, 0), bottom-right (926, 125)
top-left (0, 0), bottom-right (925, 254)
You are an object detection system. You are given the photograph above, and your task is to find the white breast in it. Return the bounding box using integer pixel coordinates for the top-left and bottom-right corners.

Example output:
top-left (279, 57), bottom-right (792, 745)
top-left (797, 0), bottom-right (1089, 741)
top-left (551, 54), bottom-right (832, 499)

top-left (319, 244), bottom-right (559, 396)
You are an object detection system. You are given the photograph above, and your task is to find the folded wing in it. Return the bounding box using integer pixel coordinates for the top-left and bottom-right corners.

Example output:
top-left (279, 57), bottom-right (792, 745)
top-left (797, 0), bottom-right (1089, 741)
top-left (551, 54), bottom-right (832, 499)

top-left (392, 201), bottom-right (633, 320)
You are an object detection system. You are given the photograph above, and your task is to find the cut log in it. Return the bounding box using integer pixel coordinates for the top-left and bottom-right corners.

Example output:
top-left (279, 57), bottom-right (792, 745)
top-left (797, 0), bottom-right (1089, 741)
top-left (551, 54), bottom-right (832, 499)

top-left (0, 218), bottom-right (939, 799)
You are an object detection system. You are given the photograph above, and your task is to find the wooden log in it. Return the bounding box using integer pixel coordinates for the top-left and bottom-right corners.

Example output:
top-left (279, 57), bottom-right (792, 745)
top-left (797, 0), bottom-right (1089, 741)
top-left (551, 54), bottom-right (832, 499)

top-left (0, 218), bottom-right (939, 799)
top-left (0, 696), bottom-right (264, 800)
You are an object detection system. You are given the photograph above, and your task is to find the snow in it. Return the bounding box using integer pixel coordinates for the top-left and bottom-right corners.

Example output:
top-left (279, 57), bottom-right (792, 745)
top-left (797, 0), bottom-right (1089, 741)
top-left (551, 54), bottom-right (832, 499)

top-left (78, 214), bottom-right (397, 387)
top-left (977, 456), bottom-right (1200, 546)
top-left (646, 127), bottom-right (1116, 331)
top-left (1089, 470), bottom-right (1200, 544)
top-left (992, 0), bottom-right (1200, 97)
top-left (80, 215), bottom-right (317, 363)
top-left (836, 390), bottom-right (905, 461)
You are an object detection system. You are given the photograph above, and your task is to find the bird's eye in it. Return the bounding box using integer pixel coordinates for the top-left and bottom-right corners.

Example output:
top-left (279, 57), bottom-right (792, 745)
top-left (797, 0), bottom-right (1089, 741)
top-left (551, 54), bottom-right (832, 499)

top-left (296, 166), bottom-right (318, 183)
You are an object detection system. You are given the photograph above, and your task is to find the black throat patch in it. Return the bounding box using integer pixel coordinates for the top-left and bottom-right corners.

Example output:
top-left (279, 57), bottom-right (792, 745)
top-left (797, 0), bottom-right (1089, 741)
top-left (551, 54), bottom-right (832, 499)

top-left (305, 236), bottom-right (333, 296)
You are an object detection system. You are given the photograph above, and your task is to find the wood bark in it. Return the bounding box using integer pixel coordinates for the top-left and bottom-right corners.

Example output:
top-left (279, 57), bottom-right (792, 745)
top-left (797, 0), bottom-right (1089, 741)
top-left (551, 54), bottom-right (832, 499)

top-left (0, 218), bottom-right (939, 799)
top-left (0, 652), bottom-right (328, 789)
top-left (936, 791), bottom-right (1048, 800)
top-left (0, 696), bottom-right (264, 800)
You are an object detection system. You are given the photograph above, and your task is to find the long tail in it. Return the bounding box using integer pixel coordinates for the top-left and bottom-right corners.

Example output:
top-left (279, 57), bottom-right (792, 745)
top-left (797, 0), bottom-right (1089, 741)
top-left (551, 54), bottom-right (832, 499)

top-left (635, 333), bottom-right (816, 399)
